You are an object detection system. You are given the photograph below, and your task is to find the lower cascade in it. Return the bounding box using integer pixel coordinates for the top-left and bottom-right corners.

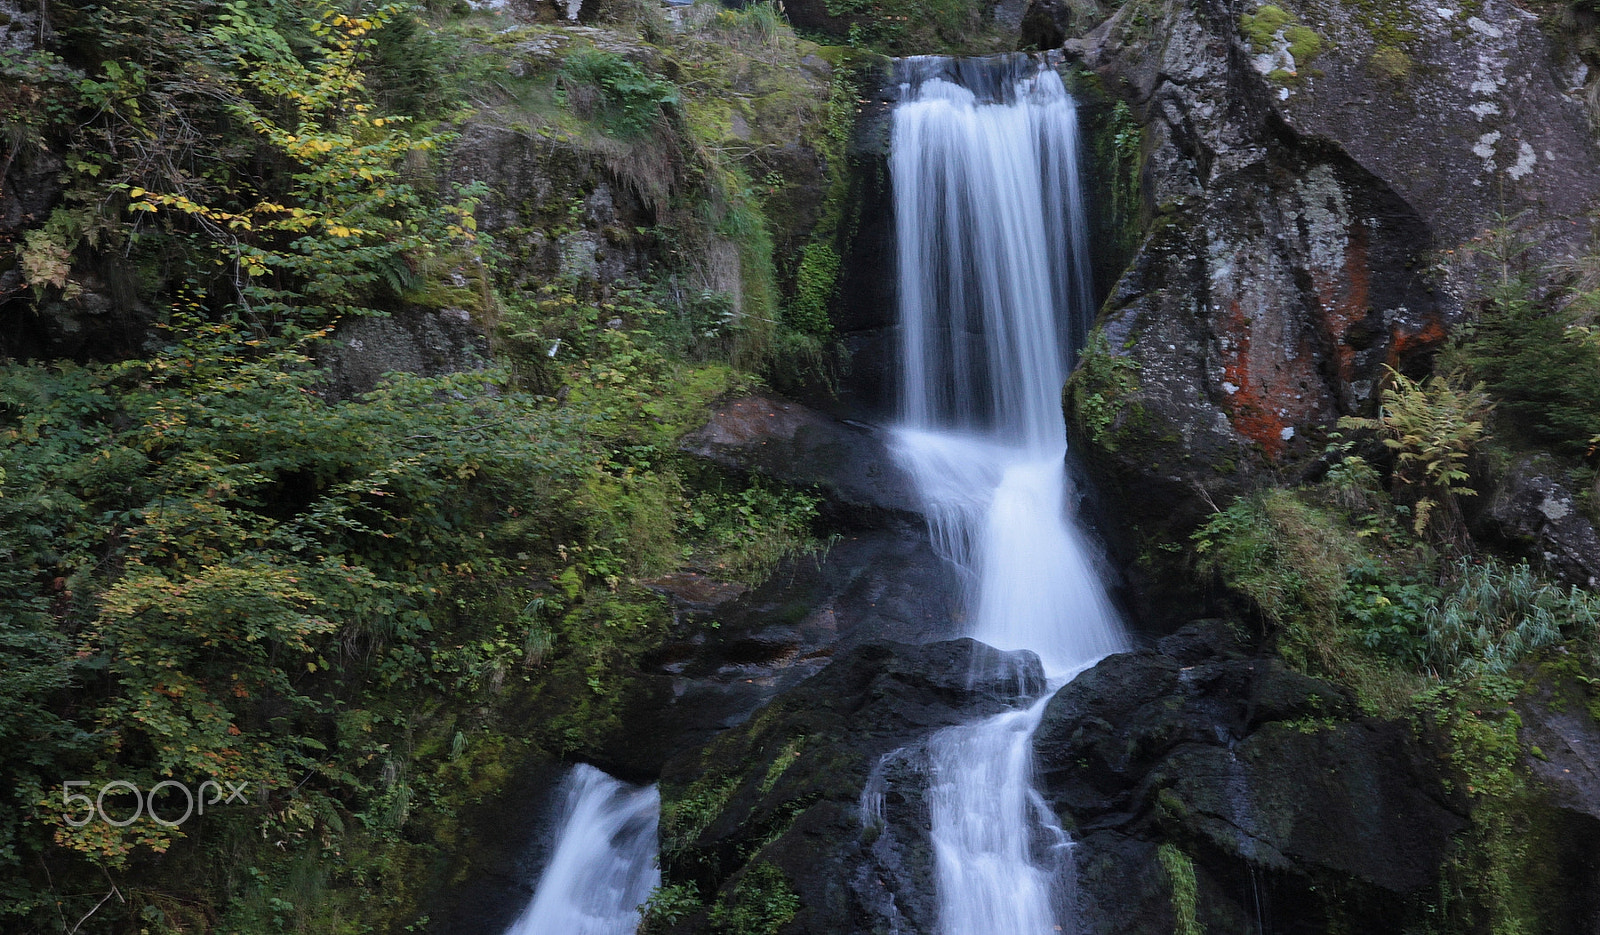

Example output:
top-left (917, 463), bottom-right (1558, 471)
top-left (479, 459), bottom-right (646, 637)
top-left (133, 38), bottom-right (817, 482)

top-left (505, 764), bottom-right (659, 935)
top-left (889, 55), bottom-right (1130, 933)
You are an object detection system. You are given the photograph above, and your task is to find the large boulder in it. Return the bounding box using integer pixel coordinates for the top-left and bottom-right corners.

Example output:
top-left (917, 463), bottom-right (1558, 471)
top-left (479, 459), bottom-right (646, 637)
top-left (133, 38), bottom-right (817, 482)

top-left (1063, 0), bottom-right (1600, 534)
top-left (315, 307), bottom-right (491, 401)
top-left (653, 638), bottom-right (1045, 935)
top-left (1479, 455), bottom-right (1600, 590)
top-left (1033, 621), bottom-right (1467, 933)
top-left (678, 394), bottom-right (921, 519)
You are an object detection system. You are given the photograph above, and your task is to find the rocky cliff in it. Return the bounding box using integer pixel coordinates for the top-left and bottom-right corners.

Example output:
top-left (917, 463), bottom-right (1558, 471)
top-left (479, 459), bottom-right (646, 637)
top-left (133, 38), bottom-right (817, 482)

top-left (1063, 0), bottom-right (1600, 536)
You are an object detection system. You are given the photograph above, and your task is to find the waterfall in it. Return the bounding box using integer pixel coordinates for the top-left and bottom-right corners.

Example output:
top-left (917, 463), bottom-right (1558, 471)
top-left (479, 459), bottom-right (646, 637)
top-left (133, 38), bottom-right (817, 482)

top-left (504, 764), bottom-right (660, 935)
top-left (888, 55), bottom-right (1130, 934)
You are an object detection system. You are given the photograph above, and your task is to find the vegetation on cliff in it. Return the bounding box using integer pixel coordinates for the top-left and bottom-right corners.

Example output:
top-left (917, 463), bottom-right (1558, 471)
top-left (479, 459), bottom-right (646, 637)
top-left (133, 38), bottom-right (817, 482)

top-left (0, 0), bottom-right (857, 928)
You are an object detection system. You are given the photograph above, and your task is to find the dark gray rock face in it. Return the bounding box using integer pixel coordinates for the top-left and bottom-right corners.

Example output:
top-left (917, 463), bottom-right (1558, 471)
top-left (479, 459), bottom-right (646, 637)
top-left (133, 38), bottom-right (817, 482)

top-left (602, 524), bottom-right (962, 780)
top-left (446, 121), bottom-right (665, 293)
top-left (315, 306), bottom-right (491, 401)
top-left (1064, 0), bottom-right (1600, 530)
top-left (655, 638), bottom-right (1045, 935)
top-left (1518, 673), bottom-right (1600, 825)
top-left (679, 394), bottom-right (921, 519)
top-left (1034, 621), bottom-right (1466, 933)
top-left (1479, 455), bottom-right (1600, 590)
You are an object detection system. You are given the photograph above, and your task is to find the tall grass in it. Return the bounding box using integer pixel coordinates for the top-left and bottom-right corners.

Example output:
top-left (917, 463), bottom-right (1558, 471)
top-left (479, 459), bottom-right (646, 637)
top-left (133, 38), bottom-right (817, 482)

top-left (1426, 558), bottom-right (1600, 676)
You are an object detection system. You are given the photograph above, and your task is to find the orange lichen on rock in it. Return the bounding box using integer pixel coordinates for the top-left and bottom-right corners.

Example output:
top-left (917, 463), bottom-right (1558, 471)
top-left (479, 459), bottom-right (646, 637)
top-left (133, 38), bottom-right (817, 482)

top-left (1389, 316), bottom-right (1447, 363)
top-left (1311, 226), bottom-right (1371, 386)
top-left (1216, 298), bottom-right (1294, 459)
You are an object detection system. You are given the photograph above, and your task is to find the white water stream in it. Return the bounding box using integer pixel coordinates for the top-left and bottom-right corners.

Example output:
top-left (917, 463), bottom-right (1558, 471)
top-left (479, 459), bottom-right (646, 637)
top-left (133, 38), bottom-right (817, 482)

top-left (504, 764), bottom-right (659, 935)
top-left (889, 55), bottom-right (1130, 935)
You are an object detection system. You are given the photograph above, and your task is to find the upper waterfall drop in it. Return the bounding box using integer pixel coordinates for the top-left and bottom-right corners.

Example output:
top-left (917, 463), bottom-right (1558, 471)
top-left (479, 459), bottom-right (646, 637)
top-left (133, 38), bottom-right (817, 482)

top-left (892, 55), bottom-right (1095, 452)
top-left (889, 55), bottom-right (1124, 678)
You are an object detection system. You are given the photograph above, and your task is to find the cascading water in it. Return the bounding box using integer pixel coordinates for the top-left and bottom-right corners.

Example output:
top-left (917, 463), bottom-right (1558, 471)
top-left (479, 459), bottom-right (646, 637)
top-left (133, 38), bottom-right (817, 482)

top-left (503, 764), bottom-right (660, 935)
top-left (888, 55), bottom-right (1130, 934)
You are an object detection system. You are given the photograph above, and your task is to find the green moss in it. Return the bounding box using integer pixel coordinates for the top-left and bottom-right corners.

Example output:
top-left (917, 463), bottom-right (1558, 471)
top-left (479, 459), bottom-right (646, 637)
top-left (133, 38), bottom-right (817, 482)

top-left (1240, 5), bottom-right (1295, 53)
top-left (1067, 328), bottom-right (1144, 452)
top-left (759, 736), bottom-right (807, 794)
top-left (1346, 0), bottom-right (1422, 49)
top-left (1156, 843), bottom-right (1205, 935)
top-left (1239, 4), bottom-right (1324, 82)
top-left (1368, 44), bottom-right (1412, 81)
top-left (1283, 24), bottom-right (1323, 62)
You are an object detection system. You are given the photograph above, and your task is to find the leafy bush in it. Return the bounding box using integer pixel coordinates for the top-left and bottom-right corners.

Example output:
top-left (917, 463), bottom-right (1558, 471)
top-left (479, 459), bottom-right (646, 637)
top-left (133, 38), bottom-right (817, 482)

top-left (1193, 490), bottom-right (1353, 670)
top-left (558, 48), bottom-right (678, 138)
top-left (708, 861), bottom-right (800, 935)
top-left (1456, 227), bottom-right (1600, 455)
top-left (1341, 560), bottom-right (1440, 669)
top-left (1338, 366), bottom-right (1490, 539)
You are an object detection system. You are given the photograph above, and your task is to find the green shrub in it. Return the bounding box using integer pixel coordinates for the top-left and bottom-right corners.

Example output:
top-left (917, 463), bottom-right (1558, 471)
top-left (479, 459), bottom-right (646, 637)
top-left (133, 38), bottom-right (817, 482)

top-left (1453, 221), bottom-right (1600, 455)
top-left (1194, 492), bottom-right (1350, 641)
top-left (1458, 278), bottom-right (1600, 455)
top-left (709, 862), bottom-right (800, 935)
top-left (1338, 366), bottom-right (1490, 540)
top-left (1341, 560), bottom-right (1440, 668)
top-left (558, 48), bottom-right (678, 138)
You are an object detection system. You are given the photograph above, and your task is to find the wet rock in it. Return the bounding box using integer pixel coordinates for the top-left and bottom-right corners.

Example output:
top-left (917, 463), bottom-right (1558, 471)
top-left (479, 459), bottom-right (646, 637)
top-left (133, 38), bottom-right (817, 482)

top-left (679, 394), bottom-right (922, 519)
top-left (1517, 670), bottom-right (1600, 824)
top-left (609, 527), bottom-right (962, 777)
top-left (654, 638), bottom-right (1045, 935)
top-left (1019, 0), bottom-right (1073, 49)
top-left (640, 571), bottom-right (751, 617)
top-left (421, 757), bottom-right (571, 935)
top-left (1479, 455), bottom-right (1600, 590)
top-left (1034, 621), bottom-right (1465, 933)
top-left (1506, 665), bottom-right (1600, 931)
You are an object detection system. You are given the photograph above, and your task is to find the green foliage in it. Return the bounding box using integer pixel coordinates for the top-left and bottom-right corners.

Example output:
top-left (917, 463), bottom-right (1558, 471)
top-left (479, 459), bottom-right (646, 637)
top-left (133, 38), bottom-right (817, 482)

top-left (684, 480), bottom-right (822, 585)
top-left (1338, 367), bottom-right (1490, 539)
top-left (661, 773), bottom-right (740, 869)
top-left (558, 48), bottom-right (679, 138)
top-left (0, 0), bottom-right (843, 925)
top-left (709, 861), bottom-right (800, 935)
top-left (712, 1), bottom-right (787, 50)
top-left (641, 882), bottom-right (704, 934)
top-left (1342, 560), bottom-right (1441, 669)
top-left (1156, 843), bottom-right (1205, 935)
top-left (821, 0), bottom-right (1001, 54)
top-left (787, 242), bottom-right (840, 336)
top-left (1194, 491), bottom-right (1353, 672)
top-left (1456, 263), bottom-right (1600, 457)
top-left (1423, 559), bottom-right (1600, 677)
top-left (1068, 328), bottom-right (1142, 451)
top-left (1110, 100), bottom-right (1142, 218)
